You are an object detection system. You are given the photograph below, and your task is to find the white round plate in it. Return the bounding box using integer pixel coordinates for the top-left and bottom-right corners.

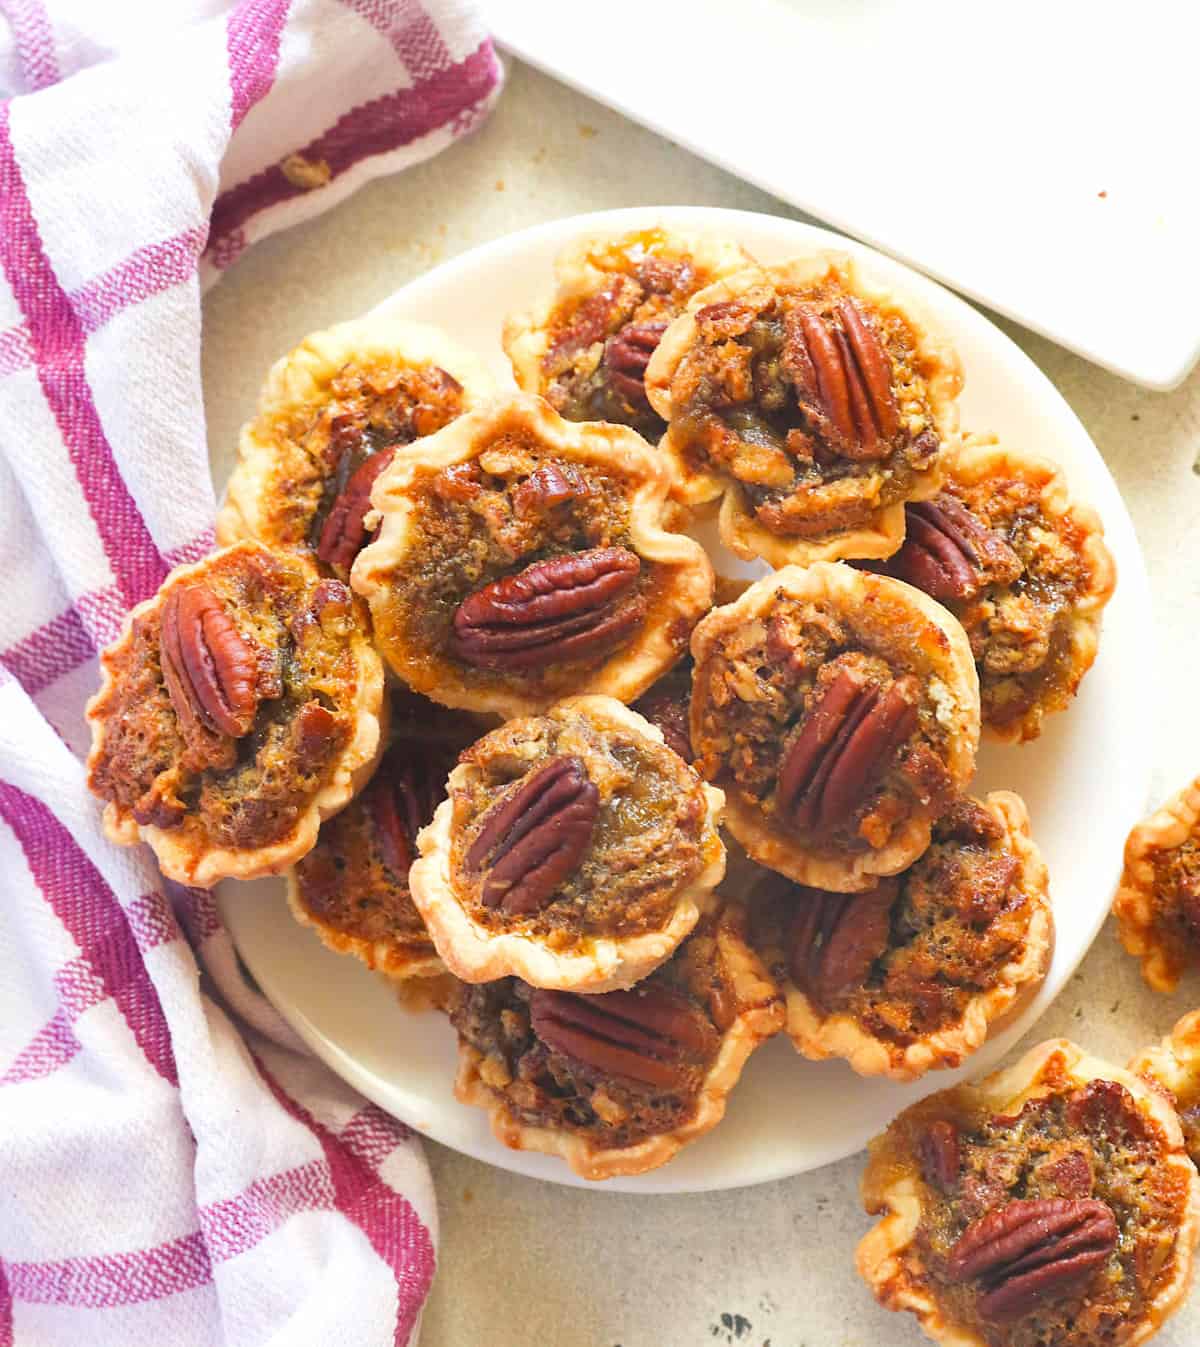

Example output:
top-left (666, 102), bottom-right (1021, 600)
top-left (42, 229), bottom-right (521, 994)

top-left (218, 206), bottom-right (1152, 1193)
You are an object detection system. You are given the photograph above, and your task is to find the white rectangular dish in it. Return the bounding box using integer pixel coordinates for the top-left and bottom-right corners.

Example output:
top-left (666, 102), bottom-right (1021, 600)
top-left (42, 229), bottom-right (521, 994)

top-left (492, 0), bottom-right (1199, 390)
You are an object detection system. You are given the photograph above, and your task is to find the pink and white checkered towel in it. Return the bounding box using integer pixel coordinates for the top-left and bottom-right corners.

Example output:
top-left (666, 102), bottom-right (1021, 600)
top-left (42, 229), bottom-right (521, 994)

top-left (0, 3), bottom-right (501, 1342)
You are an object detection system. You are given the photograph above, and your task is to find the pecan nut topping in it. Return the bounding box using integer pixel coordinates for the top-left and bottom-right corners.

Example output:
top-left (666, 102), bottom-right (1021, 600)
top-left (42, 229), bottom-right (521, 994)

top-left (160, 584), bottom-right (262, 745)
top-left (947, 1197), bottom-right (1117, 1322)
top-left (449, 546), bottom-right (645, 671)
top-left (787, 880), bottom-right (897, 1010)
top-left (465, 756), bottom-right (600, 914)
top-left (604, 320), bottom-right (669, 407)
top-left (777, 668), bottom-right (920, 831)
top-left (370, 746), bottom-right (451, 878)
top-left (783, 298), bottom-right (899, 461)
top-left (878, 495), bottom-right (1022, 603)
top-left (528, 984), bottom-right (718, 1090)
top-left (315, 449), bottom-right (394, 573)
top-left (917, 1119), bottom-right (961, 1193)
top-left (512, 462), bottom-right (588, 516)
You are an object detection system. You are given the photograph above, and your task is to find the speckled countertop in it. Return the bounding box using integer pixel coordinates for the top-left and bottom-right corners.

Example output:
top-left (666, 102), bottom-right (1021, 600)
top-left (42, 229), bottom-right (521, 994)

top-left (202, 59), bottom-right (1200, 1347)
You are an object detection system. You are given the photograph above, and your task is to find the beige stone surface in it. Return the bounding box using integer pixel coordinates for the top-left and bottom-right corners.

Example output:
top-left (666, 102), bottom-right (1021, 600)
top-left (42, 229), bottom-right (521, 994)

top-left (203, 59), bottom-right (1200, 1347)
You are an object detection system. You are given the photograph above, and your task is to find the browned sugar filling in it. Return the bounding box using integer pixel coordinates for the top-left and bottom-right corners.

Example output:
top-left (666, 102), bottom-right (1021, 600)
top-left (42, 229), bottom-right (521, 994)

top-left (668, 280), bottom-right (938, 536)
top-left (262, 356), bottom-right (465, 557)
top-left (692, 596), bottom-right (953, 854)
top-left (295, 737), bottom-right (456, 952)
top-left (450, 713), bottom-right (706, 946)
top-left (949, 474), bottom-right (1094, 734)
top-left (385, 435), bottom-right (667, 693)
top-left (89, 554), bottom-right (354, 850)
top-left (897, 1080), bottom-right (1187, 1347)
top-left (541, 230), bottom-right (714, 439)
top-left (1147, 836), bottom-right (1200, 962)
top-left (756, 798), bottom-right (1031, 1044)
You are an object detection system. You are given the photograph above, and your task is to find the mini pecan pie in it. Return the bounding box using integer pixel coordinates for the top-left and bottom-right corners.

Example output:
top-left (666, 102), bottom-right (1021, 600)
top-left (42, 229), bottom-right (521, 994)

top-left (217, 315), bottom-right (495, 578)
top-left (690, 562), bottom-right (979, 892)
top-left (352, 392), bottom-right (714, 718)
top-left (748, 793), bottom-right (1052, 1079)
top-left (1113, 775), bottom-right (1200, 993)
top-left (86, 542), bottom-right (386, 886)
top-left (644, 252), bottom-right (962, 566)
top-left (449, 899), bottom-right (783, 1179)
top-left (503, 227), bottom-right (752, 440)
top-left (862, 434), bottom-right (1116, 742)
top-left (409, 695), bottom-right (725, 991)
top-left (858, 1038), bottom-right (1200, 1347)
top-left (1130, 1007), bottom-right (1200, 1166)
top-left (287, 734), bottom-right (462, 980)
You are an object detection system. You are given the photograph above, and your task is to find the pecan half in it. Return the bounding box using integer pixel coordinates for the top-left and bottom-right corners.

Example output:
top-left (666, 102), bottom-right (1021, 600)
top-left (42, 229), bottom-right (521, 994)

top-left (512, 462), bottom-right (588, 516)
top-left (947, 1197), bottom-right (1117, 1322)
top-left (604, 320), bottom-right (669, 408)
top-left (315, 449), bottom-right (393, 573)
top-left (876, 495), bottom-right (1022, 602)
top-left (528, 984), bottom-right (718, 1090)
top-left (784, 298), bottom-right (899, 461)
top-left (160, 584), bottom-right (261, 744)
top-left (370, 744), bottom-right (451, 878)
top-left (450, 546), bottom-right (645, 671)
top-left (777, 669), bottom-right (920, 832)
top-left (917, 1120), bottom-right (961, 1193)
top-left (465, 757), bottom-right (600, 914)
top-left (787, 880), bottom-right (896, 1010)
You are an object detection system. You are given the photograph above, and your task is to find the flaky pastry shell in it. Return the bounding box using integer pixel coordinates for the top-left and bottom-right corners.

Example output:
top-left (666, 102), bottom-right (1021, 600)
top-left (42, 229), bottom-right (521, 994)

top-left (645, 252), bottom-right (962, 566)
top-left (86, 543), bottom-right (387, 887)
top-left (453, 901), bottom-right (783, 1180)
top-left (948, 433), bottom-right (1116, 744)
top-left (691, 562), bottom-right (980, 891)
top-left (217, 315), bottom-right (496, 559)
top-left (783, 792), bottom-right (1053, 1080)
top-left (1113, 775), bottom-right (1200, 993)
top-left (352, 392), bottom-right (714, 719)
top-left (1130, 1006), bottom-right (1200, 1125)
top-left (858, 1038), bottom-right (1200, 1347)
top-left (410, 696), bottom-right (725, 992)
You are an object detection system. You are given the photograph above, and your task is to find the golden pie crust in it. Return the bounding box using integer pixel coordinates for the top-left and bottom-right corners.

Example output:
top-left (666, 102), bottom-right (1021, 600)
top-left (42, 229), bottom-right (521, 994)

top-left (773, 792), bottom-right (1052, 1080)
top-left (1113, 775), bottom-right (1200, 993)
top-left (352, 391), bottom-right (714, 719)
top-left (1130, 1008), bottom-right (1200, 1168)
top-left (216, 314), bottom-right (496, 568)
top-left (86, 542), bottom-right (386, 887)
top-left (409, 696), bottom-right (726, 992)
top-left (858, 1038), bottom-right (1200, 1347)
top-left (645, 252), bottom-right (962, 566)
top-left (690, 562), bottom-right (980, 892)
top-left (451, 900), bottom-right (784, 1180)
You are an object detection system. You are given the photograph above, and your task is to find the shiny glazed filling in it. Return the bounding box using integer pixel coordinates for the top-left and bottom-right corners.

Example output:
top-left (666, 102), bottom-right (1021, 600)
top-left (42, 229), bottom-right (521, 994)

top-left (667, 278), bottom-right (939, 536)
top-left (1145, 837), bottom-right (1200, 972)
top-left (450, 709), bottom-right (708, 946)
top-left (89, 551), bottom-right (357, 851)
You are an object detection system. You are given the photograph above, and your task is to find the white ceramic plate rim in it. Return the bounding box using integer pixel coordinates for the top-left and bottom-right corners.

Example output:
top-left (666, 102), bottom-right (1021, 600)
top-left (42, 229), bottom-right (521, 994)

top-left (219, 206), bottom-right (1153, 1193)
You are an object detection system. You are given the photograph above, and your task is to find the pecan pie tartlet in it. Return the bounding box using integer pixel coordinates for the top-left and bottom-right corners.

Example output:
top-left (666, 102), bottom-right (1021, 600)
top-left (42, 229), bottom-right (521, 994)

top-left (861, 434), bottom-right (1115, 742)
top-left (449, 899), bottom-right (783, 1179)
top-left (1113, 775), bottom-right (1200, 993)
top-left (86, 541), bottom-right (386, 886)
top-left (690, 562), bottom-right (979, 892)
top-left (749, 793), bottom-right (1052, 1079)
top-left (352, 392), bottom-right (714, 718)
top-left (503, 227), bottom-right (752, 440)
top-left (1131, 1007), bottom-right (1200, 1167)
top-left (410, 695), bottom-right (725, 992)
top-left (858, 1038), bottom-right (1200, 1347)
top-left (217, 315), bottom-right (495, 578)
top-left (644, 252), bottom-right (962, 565)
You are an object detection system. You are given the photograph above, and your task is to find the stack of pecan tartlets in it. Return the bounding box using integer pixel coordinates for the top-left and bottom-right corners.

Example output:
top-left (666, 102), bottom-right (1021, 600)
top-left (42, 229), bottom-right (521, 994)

top-left (87, 222), bottom-right (1200, 1343)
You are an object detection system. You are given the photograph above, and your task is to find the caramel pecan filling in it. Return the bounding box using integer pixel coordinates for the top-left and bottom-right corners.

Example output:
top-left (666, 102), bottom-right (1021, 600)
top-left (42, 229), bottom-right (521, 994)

top-left (294, 735), bottom-right (457, 955)
top-left (692, 597), bottom-right (953, 852)
top-left (867, 476), bottom-right (1094, 735)
top-left (541, 231), bottom-right (717, 438)
top-left (751, 799), bottom-right (1031, 1042)
top-left (450, 712), bottom-right (707, 945)
top-left (88, 554), bottom-right (355, 850)
top-left (668, 281), bottom-right (939, 536)
top-left (384, 436), bottom-right (667, 694)
top-left (895, 1081), bottom-right (1186, 1346)
top-left (1145, 837), bottom-right (1200, 970)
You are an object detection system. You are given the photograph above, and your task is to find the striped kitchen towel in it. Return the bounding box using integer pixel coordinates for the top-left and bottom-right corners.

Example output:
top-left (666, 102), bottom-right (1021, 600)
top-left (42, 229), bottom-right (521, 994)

top-left (0, 3), bottom-right (501, 1343)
